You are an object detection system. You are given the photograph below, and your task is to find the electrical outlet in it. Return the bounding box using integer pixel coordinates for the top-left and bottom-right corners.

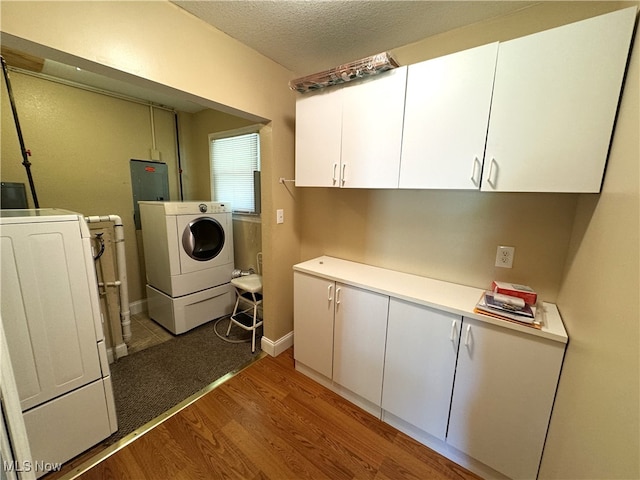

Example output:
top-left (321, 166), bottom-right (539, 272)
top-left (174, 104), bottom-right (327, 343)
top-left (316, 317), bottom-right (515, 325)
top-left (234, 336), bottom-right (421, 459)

top-left (276, 209), bottom-right (284, 224)
top-left (495, 246), bottom-right (515, 268)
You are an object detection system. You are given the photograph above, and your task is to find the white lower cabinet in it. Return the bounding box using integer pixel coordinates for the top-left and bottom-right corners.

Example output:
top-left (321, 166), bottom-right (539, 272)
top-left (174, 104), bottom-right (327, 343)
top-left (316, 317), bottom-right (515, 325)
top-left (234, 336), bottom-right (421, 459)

top-left (382, 299), bottom-right (461, 440)
top-left (293, 271), bottom-right (335, 379)
top-left (293, 271), bottom-right (389, 408)
top-left (293, 258), bottom-right (567, 479)
top-left (447, 317), bottom-right (565, 479)
top-left (333, 283), bottom-right (389, 406)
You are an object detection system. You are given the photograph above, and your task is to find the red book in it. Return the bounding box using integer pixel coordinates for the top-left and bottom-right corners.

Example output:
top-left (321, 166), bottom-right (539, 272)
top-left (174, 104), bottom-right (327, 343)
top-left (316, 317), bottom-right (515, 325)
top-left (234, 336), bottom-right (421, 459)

top-left (491, 281), bottom-right (537, 306)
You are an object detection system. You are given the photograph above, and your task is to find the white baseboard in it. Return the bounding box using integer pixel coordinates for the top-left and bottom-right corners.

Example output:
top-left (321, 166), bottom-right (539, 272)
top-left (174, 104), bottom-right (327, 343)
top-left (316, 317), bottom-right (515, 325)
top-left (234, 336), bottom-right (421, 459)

top-left (260, 331), bottom-right (293, 357)
top-left (115, 342), bottom-right (128, 358)
top-left (129, 298), bottom-right (147, 315)
top-left (106, 343), bottom-right (129, 364)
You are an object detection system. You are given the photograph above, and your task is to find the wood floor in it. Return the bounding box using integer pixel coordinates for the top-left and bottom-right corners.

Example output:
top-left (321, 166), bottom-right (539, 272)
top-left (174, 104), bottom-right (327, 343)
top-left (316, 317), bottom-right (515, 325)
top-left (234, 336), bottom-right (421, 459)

top-left (74, 348), bottom-right (480, 480)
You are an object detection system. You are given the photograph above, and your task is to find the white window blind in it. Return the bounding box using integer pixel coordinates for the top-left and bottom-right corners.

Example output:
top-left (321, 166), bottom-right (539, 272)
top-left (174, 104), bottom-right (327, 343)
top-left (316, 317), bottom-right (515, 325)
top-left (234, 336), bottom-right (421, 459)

top-left (210, 132), bottom-right (260, 213)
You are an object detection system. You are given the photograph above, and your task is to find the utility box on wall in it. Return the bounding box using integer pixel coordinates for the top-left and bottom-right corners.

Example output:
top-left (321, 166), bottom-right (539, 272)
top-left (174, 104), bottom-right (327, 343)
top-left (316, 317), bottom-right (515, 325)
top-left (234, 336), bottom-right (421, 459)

top-left (130, 159), bottom-right (170, 229)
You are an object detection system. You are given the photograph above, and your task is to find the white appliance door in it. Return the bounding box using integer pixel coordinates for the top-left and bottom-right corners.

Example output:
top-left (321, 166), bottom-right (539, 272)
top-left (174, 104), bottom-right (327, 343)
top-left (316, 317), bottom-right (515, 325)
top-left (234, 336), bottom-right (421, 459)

top-left (1, 318), bottom-right (35, 480)
top-left (0, 220), bottom-right (102, 411)
top-left (176, 214), bottom-right (232, 274)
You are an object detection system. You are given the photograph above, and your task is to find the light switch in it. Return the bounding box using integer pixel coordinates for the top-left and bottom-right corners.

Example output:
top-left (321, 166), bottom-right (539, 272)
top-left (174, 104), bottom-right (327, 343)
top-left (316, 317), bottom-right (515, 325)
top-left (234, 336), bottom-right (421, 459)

top-left (276, 209), bottom-right (284, 224)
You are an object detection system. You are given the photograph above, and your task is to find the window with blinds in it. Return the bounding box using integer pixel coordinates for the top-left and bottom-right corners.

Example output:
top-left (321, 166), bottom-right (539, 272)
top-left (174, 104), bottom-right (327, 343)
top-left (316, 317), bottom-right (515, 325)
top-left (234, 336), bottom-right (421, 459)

top-left (209, 130), bottom-right (261, 214)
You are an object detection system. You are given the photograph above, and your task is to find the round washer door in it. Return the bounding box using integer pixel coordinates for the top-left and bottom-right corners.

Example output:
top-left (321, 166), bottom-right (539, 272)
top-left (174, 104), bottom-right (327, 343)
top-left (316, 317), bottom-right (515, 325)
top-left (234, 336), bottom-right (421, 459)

top-left (182, 217), bottom-right (225, 261)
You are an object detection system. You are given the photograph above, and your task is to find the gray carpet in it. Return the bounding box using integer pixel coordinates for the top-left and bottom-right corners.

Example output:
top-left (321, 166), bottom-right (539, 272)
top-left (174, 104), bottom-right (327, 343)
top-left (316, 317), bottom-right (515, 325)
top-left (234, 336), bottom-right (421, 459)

top-left (107, 315), bottom-right (262, 444)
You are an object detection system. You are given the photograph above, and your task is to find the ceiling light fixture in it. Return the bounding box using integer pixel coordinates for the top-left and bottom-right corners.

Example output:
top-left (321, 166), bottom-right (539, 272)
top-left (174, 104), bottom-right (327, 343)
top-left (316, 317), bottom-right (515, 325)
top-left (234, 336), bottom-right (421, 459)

top-left (289, 52), bottom-right (399, 94)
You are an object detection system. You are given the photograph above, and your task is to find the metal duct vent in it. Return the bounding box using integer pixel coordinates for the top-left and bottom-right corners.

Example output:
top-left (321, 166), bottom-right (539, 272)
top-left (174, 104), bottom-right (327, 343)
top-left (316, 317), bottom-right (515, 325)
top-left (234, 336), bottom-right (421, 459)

top-left (289, 52), bottom-right (399, 94)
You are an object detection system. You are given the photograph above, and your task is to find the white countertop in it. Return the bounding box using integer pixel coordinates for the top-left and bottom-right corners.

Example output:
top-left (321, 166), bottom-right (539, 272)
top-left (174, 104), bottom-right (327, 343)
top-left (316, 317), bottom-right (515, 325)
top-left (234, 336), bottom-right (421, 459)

top-left (294, 256), bottom-right (568, 344)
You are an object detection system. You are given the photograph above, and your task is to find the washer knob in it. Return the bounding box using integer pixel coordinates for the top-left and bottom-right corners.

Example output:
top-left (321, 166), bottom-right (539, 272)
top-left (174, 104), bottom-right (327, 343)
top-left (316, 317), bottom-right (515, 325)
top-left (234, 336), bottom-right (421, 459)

top-left (198, 203), bottom-right (208, 213)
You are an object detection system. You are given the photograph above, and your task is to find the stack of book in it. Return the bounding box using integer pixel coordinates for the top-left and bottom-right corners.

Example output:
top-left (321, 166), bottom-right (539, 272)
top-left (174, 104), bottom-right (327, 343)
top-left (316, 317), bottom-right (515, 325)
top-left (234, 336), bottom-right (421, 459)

top-left (474, 282), bottom-right (540, 329)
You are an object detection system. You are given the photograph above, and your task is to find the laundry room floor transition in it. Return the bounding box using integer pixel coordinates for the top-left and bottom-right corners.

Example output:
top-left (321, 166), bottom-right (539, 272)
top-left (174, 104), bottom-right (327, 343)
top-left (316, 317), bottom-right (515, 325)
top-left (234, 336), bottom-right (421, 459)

top-left (43, 313), bottom-right (263, 479)
top-left (127, 312), bottom-right (173, 354)
top-left (109, 313), bottom-right (263, 442)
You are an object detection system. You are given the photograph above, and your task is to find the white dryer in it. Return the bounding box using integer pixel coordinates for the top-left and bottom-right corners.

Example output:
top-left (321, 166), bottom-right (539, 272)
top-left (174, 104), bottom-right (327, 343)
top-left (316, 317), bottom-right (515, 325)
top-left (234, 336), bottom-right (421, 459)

top-left (139, 201), bottom-right (235, 334)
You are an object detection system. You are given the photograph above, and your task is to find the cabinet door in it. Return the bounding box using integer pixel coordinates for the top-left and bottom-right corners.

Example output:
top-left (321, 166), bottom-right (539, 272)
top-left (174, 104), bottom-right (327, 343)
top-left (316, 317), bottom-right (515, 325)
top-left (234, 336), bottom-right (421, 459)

top-left (333, 283), bottom-right (389, 405)
top-left (400, 43), bottom-right (498, 189)
top-left (447, 317), bottom-right (565, 479)
top-left (0, 221), bottom-right (102, 411)
top-left (382, 300), bottom-right (461, 440)
top-left (295, 87), bottom-right (343, 187)
top-left (340, 67), bottom-right (407, 188)
top-left (482, 7), bottom-right (636, 192)
top-left (293, 272), bottom-right (335, 378)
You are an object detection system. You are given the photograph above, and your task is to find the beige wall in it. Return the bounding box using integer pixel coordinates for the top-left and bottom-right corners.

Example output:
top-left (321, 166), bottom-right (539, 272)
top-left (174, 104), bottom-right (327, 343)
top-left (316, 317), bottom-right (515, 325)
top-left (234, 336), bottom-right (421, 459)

top-left (1, 0), bottom-right (299, 342)
top-left (299, 188), bottom-right (578, 301)
top-left (179, 108), bottom-right (256, 201)
top-left (0, 73), bottom-right (264, 307)
top-left (178, 108), bottom-right (263, 273)
top-left (2, 2), bottom-right (638, 478)
top-left (0, 71), bottom-right (178, 303)
top-left (544, 17), bottom-right (639, 479)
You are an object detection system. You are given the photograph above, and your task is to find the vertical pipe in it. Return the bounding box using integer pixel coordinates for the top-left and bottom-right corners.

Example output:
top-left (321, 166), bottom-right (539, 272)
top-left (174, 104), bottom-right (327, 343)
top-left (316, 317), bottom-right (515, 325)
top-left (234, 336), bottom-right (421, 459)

top-left (1, 56), bottom-right (40, 208)
top-left (85, 215), bottom-right (132, 344)
top-left (174, 112), bottom-right (184, 201)
top-left (149, 105), bottom-right (157, 151)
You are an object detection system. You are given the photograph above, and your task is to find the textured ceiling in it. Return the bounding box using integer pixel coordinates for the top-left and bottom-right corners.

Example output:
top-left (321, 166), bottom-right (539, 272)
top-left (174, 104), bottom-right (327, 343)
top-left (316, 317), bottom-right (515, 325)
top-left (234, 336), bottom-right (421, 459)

top-left (171, 1), bottom-right (537, 75)
top-left (4, 1), bottom-right (539, 112)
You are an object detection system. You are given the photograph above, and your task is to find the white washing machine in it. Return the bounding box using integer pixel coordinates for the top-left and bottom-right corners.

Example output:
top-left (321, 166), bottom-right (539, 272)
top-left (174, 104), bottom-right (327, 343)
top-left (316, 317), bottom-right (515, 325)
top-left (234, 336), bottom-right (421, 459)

top-left (139, 201), bottom-right (235, 334)
top-left (0, 209), bottom-right (117, 468)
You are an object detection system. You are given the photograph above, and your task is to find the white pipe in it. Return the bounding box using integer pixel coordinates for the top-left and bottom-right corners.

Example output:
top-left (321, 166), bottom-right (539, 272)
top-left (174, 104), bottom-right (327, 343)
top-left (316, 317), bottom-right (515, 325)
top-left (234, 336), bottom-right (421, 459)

top-left (8, 65), bottom-right (177, 113)
top-left (149, 105), bottom-right (157, 150)
top-left (85, 215), bottom-right (132, 344)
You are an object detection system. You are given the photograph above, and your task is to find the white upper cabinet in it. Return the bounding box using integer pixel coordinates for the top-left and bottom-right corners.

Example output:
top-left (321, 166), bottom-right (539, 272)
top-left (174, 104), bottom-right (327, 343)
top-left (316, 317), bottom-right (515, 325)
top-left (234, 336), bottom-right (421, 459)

top-left (340, 67), bottom-right (407, 188)
top-left (295, 67), bottom-right (407, 188)
top-left (400, 43), bottom-right (498, 189)
top-left (482, 7), bottom-right (636, 193)
top-left (295, 86), bottom-right (343, 187)
top-left (294, 8), bottom-right (635, 193)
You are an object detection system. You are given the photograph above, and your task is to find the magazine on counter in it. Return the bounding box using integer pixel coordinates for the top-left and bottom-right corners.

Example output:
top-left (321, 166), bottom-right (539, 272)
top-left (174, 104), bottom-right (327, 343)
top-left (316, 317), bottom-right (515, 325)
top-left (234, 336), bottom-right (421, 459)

top-left (475, 291), bottom-right (539, 327)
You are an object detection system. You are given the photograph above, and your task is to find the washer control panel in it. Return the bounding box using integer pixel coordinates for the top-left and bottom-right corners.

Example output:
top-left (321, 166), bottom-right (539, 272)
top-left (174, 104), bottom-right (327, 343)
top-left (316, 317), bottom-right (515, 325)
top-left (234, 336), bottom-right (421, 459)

top-left (208, 202), bottom-right (231, 213)
top-left (156, 201), bottom-right (232, 215)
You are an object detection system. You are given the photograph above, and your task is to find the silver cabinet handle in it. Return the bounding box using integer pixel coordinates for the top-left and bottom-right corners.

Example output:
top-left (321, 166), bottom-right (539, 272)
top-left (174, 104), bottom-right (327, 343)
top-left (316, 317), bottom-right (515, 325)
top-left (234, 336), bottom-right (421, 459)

top-left (450, 320), bottom-right (457, 342)
top-left (487, 158), bottom-right (498, 188)
top-left (332, 163), bottom-right (338, 185)
top-left (470, 156), bottom-right (481, 186)
top-left (464, 324), bottom-right (472, 347)
top-left (341, 164), bottom-right (346, 186)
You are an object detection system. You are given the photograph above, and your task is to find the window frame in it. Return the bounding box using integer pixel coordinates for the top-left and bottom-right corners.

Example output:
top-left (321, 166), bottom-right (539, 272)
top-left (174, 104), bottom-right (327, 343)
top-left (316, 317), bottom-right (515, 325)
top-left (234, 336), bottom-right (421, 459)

top-left (209, 126), bottom-right (261, 215)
